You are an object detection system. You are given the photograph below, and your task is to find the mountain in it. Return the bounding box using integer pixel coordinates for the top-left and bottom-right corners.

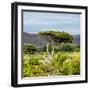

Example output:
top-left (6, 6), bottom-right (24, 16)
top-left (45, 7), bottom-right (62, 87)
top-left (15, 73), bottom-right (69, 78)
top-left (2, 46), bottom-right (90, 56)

top-left (22, 32), bottom-right (54, 48)
top-left (23, 32), bottom-right (80, 48)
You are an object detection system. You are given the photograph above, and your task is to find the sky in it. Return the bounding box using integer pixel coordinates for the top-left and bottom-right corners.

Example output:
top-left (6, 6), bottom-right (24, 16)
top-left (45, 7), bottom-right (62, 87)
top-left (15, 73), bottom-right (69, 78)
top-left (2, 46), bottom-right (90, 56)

top-left (23, 11), bottom-right (80, 35)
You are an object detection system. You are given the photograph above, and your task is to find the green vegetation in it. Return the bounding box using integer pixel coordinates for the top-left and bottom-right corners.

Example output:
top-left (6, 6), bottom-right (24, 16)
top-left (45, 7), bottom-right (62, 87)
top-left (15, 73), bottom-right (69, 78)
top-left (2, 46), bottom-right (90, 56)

top-left (23, 52), bottom-right (80, 77)
top-left (23, 44), bottom-right (37, 54)
top-left (39, 31), bottom-right (73, 44)
top-left (23, 31), bottom-right (80, 77)
top-left (59, 43), bottom-right (80, 52)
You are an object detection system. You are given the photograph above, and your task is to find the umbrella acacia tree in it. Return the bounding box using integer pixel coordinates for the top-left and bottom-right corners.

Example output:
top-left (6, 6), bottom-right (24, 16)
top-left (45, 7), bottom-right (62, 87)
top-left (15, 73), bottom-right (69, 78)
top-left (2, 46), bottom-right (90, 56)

top-left (39, 31), bottom-right (73, 61)
top-left (39, 31), bottom-right (73, 45)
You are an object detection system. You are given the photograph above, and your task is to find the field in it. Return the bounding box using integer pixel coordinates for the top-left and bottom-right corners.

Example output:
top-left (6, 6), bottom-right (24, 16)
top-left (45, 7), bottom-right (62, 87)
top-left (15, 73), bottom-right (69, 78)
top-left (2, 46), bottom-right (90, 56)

top-left (23, 43), bottom-right (80, 77)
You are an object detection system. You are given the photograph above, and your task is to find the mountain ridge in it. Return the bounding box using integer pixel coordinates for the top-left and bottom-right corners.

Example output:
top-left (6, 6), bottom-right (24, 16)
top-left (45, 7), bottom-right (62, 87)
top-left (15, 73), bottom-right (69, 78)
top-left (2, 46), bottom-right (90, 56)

top-left (22, 32), bottom-right (80, 48)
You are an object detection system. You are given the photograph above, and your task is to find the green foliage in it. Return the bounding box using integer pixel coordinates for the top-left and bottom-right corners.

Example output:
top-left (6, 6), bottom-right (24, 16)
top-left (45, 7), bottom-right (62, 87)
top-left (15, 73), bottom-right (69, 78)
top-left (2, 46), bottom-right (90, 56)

top-left (42, 43), bottom-right (80, 52)
top-left (23, 44), bottom-right (37, 54)
top-left (60, 52), bottom-right (80, 75)
top-left (23, 55), bottom-right (31, 77)
top-left (59, 43), bottom-right (80, 52)
top-left (43, 45), bottom-right (53, 52)
top-left (39, 31), bottom-right (73, 44)
top-left (23, 53), bottom-right (53, 77)
top-left (23, 52), bottom-right (80, 77)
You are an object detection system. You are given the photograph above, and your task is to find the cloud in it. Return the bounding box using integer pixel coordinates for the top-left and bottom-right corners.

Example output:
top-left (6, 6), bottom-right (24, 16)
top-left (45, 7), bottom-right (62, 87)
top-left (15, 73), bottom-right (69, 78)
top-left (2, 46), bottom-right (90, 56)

top-left (23, 11), bottom-right (80, 35)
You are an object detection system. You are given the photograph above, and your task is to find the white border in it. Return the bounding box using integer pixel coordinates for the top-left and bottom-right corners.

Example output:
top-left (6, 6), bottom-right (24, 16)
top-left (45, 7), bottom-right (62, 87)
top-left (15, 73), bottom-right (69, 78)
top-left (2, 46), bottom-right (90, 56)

top-left (18, 5), bottom-right (86, 84)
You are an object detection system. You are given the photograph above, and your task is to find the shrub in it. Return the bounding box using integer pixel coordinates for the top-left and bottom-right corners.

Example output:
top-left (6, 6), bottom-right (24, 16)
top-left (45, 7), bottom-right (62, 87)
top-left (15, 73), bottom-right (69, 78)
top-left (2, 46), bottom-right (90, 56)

top-left (23, 44), bottom-right (37, 54)
top-left (23, 55), bottom-right (31, 77)
top-left (53, 52), bottom-right (69, 66)
top-left (29, 55), bottom-right (43, 65)
top-left (51, 52), bottom-right (69, 74)
top-left (23, 54), bottom-right (44, 77)
top-left (23, 51), bottom-right (80, 77)
top-left (59, 43), bottom-right (80, 52)
top-left (59, 52), bottom-right (80, 75)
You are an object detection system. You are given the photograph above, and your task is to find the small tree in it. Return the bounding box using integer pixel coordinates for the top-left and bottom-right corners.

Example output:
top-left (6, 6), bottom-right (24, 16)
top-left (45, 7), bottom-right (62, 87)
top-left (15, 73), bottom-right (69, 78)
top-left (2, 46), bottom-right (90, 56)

top-left (39, 31), bottom-right (73, 44)
top-left (23, 44), bottom-right (37, 54)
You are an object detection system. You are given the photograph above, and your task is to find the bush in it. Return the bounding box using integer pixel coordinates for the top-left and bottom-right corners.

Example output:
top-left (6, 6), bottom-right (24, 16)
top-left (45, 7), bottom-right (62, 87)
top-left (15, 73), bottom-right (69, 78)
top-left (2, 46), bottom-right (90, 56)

top-left (59, 43), bottom-right (80, 52)
top-left (23, 51), bottom-right (80, 77)
top-left (23, 44), bottom-right (37, 54)
top-left (23, 55), bottom-right (31, 77)
top-left (59, 52), bottom-right (80, 75)
top-left (51, 52), bottom-right (69, 75)
top-left (23, 54), bottom-right (43, 77)
top-left (50, 52), bottom-right (80, 75)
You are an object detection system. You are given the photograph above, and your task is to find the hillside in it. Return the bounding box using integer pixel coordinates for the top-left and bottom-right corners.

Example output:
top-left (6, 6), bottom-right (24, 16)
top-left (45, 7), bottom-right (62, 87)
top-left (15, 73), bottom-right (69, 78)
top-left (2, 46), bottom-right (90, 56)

top-left (22, 32), bottom-right (80, 48)
top-left (22, 32), bottom-right (54, 48)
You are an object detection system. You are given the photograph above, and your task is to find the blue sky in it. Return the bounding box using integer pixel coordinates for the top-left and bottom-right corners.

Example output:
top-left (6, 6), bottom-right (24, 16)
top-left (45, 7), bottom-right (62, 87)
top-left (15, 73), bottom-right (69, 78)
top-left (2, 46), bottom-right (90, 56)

top-left (23, 11), bottom-right (80, 35)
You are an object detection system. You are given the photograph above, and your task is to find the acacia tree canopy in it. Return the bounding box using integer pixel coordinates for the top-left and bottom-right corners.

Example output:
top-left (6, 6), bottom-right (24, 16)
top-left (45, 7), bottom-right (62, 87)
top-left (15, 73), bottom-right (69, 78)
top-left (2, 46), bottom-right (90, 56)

top-left (39, 31), bottom-right (73, 44)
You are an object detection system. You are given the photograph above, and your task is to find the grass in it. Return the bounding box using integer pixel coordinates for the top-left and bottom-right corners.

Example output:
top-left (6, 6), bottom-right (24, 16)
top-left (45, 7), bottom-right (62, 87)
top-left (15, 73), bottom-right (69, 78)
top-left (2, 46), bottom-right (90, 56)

top-left (23, 51), bottom-right (80, 77)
